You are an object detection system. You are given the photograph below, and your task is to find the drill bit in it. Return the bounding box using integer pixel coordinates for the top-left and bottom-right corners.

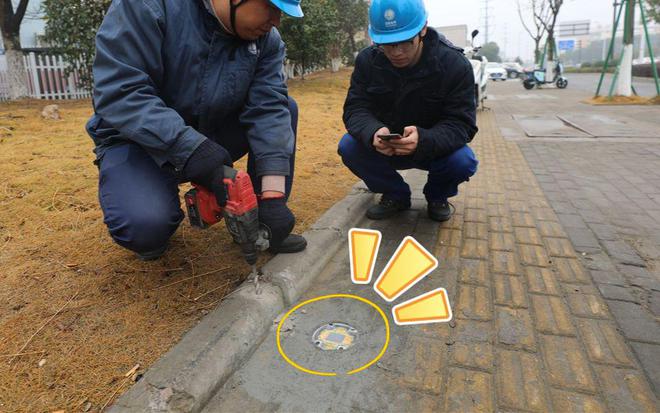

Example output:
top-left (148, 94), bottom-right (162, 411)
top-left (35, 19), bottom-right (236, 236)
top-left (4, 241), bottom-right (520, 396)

top-left (250, 264), bottom-right (262, 295)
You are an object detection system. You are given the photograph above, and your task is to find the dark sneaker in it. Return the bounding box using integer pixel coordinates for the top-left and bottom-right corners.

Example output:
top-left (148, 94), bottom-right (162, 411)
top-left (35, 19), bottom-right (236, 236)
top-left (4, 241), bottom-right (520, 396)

top-left (268, 233), bottom-right (308, 254)
top-left (136, 244), bottom-right (168, 261)
top-left (366, 196), bottom-right (411, 220)
top-left (427, 201), bottom-right (454, 222)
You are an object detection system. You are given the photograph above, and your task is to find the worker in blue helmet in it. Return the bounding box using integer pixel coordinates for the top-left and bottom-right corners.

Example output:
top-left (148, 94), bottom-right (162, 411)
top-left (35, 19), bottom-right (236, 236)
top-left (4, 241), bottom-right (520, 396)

top-left (87, 0), bottom-right (306, 261)
top-left (339, 0), bottom-right (479, 222)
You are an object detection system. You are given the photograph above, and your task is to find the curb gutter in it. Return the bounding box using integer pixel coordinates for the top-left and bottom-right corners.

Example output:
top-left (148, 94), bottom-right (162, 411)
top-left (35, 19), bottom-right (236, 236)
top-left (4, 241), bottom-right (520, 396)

top-left (109, 183), bottom-right (373, 412)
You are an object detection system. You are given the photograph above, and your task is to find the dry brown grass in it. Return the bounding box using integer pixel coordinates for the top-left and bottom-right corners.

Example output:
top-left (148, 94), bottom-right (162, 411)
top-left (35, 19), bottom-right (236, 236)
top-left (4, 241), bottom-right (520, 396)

top-left (585, 95), bottom-right (660, 105)
top-left (0, 69), bottom-right (356, 412)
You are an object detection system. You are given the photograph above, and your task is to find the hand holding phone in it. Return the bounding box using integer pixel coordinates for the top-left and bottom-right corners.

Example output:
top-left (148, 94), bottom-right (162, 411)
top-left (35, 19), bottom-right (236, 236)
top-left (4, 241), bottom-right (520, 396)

top-left (373, 127), bottom-right (395, 156)
top-left (377, 133), bottom-right (402, 141)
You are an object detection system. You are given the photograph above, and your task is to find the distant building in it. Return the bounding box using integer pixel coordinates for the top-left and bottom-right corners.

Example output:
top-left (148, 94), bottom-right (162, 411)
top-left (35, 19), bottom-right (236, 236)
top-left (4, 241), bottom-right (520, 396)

top-left (435, 25), bottom-right (469, 49)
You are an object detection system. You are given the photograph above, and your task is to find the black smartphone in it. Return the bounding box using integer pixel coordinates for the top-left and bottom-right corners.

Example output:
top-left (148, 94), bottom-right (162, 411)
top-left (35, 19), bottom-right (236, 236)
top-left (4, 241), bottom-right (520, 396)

top-left (378, 133), bottom-right (402, 141)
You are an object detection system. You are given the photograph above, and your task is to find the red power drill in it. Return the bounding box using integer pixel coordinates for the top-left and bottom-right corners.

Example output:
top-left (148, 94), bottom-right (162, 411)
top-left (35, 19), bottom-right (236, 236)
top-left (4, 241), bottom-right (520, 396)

top-left (184, 166), bottom-right (269, 287)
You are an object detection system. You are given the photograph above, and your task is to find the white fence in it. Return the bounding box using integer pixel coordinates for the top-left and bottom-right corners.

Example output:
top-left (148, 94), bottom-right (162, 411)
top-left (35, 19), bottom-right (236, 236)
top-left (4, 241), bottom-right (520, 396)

top-left (0, 71), bottom-right (9, 102)
top-left (0, 52), bottom-right (91, 101)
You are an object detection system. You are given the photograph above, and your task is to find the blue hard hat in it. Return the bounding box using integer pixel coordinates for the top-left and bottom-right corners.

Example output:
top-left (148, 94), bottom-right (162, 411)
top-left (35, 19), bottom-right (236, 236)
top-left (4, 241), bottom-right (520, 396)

top-left (368, 0), bottom-right (427, 44)
top-left (270, 0), bottom-right (304, 17)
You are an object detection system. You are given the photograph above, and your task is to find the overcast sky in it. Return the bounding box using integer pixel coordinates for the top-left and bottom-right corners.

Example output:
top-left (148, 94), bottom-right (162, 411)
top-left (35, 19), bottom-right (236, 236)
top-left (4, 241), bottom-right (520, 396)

top-left (13, 0), bottom-right (648, 63)
top-left (425, 0), bottom-right (619, 62)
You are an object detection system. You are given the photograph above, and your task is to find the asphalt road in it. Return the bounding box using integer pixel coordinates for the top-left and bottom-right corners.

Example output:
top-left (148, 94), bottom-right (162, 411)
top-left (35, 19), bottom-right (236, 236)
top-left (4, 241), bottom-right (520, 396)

top-left (566, 72), bottom-right (659, 97)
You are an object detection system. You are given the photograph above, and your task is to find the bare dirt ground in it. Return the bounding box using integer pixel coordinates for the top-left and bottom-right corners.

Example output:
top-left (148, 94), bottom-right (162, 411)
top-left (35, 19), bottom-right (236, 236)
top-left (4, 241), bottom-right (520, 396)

top-left (0, 69), bottom-right (356, 412)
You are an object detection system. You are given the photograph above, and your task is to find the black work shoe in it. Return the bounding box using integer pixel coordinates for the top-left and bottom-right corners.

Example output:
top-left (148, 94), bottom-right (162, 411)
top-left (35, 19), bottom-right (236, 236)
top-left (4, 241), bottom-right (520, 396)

top-left (136, 245), bottom-right (168, 261)
top-left (366, 196), bottom-right (411, 220)
top-left (427, 201), bottom-right (454, 222)
top-left (268, 233), bottom-right (307, 254)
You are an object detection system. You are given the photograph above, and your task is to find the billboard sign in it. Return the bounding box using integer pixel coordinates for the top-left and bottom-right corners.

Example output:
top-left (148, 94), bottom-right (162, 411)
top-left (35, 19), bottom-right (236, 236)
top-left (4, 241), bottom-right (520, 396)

top-left (558, 40), bottom-right (576, 51)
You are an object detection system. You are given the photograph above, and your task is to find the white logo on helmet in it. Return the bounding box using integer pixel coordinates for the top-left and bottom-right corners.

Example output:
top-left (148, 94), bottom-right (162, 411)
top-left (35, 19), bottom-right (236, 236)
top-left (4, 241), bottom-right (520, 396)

top-left (384, 9), bottom-right (397, 27)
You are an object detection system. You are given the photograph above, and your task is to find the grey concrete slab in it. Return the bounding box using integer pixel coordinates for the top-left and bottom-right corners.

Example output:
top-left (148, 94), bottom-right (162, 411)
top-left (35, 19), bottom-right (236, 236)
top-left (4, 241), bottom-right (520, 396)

top-left (557, 114), bottom-right (660, 138)
top-left (512, 114), bottom-right (592, 138)
top-left (202, 172), bottom-right (453, 412)
top-left (630, 342), bottom-right (660, 395)
top-left (606, 300), bottom-right (660, 344)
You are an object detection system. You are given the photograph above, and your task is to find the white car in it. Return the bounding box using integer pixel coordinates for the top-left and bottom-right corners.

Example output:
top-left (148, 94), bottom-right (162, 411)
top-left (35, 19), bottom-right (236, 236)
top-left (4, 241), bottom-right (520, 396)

top-left (485, 62), bottom-right (507, 81)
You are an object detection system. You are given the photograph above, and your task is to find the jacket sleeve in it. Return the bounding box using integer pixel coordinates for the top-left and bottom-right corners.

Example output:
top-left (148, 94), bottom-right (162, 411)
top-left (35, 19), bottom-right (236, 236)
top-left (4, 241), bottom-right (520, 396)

top-left (413, 57), bottom-right (478, 162)
top-left (342, 50), bottom-right (387, 149)
top-left (238, 29), bottom-right (293, 177)
top-left (92, 0), bottom-right (206, 170)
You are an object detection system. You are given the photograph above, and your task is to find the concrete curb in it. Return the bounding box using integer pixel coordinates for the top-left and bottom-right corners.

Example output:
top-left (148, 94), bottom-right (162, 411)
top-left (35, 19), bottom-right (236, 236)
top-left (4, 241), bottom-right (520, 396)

top-left (109, 183), bottom-right (373, 412)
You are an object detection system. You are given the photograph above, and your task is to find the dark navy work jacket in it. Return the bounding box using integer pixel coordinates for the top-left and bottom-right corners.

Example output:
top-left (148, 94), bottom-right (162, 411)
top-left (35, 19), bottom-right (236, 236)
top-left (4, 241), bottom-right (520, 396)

top-left (343, 28), bottom-right (478, 162)
top-left (86, 0), bottom-right (294, 177)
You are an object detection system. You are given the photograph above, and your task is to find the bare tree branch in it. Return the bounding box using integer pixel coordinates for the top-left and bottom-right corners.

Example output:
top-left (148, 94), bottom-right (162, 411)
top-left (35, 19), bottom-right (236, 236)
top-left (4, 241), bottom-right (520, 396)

top-left (517, 0), bottom-right (536, 39)
top-left (14, 0), bottom-right (30, 24)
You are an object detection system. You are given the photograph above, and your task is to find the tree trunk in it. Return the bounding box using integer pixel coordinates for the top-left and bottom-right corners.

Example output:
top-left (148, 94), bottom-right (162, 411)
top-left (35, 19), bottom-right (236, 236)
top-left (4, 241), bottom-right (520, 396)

top-left (534, 39), bottom-right (541, 66)
top-left (3, 35), bottom-right (29, 99)
top-left (331, 57), bottom-right (341, 72)
top-left (615, 0), bottom-right (636, 96)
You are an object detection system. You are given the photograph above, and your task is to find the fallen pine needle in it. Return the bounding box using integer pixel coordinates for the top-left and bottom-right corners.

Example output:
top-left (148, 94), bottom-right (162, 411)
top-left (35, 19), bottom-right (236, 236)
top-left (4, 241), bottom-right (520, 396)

top-left (8, 292), bottom-right (79, 365)
top-left (193, 280), bottom-right (233, 302)
top-left (124, 363), bottom-right (140, 378)
top-left (100, 364), bottom-right (140, 412)
top-left (149, 266), bottom-right (231, 291)
top-left (0, 350), bottom-right (45, 359)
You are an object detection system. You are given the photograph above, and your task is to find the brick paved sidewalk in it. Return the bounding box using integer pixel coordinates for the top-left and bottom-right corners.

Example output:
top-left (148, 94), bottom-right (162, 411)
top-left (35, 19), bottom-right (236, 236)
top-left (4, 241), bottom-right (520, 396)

top-left (437, 111), bottom-right (657, 412)
top-left (203, 110), bottom-right (658, 412)
top-left (518, 141), bottom-right (660, 395)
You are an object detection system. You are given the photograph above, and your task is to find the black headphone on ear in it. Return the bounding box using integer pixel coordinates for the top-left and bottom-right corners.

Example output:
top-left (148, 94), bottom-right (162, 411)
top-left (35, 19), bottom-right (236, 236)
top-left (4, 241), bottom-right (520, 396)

top-left (229, 0), bottom-right (249, 34)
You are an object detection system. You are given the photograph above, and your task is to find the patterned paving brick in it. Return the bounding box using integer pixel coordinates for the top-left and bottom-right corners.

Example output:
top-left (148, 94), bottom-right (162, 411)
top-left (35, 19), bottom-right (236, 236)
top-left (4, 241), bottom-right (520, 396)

top-left (487, 193), bottom-right (506, 205)
top-left (514, 227), bottom-right (544, 246)
top-left (541, 335), bottom-right (597, 393)
top-left (489, 232), bottom-right (515, 252)
top-left (389, 336), bottom-right (446, 395)
top-left (458, 259), bottom-right (490, 286)
top-left (554, 257), bottom-right (591, 284)
top-left (538, 221), bottom-right (565, 238)
top-left (461, 238), bottom-right (489, 260)
top-left (463, 221), bottom-right (488, 240)
top-left (456, 284), bottom-right (492, 321)
top-left (437, 246), bottom-right (460, 265)
top-left (453, 319), bottom-right (493, 343)
top-left (465, 197), bottom-right (487, 210)
top-left (526, 267), bottom-right (561, 296)
top-left (511, 211), bottom-right (536, 228)
top-left (550, 389), bottom-right (607, 413)
top-left (576, 319), bottom-right (634, 367)
top-left (493, 275), bottom-right (528, 309)
top-left (531, 295), bottom-right (576, 336)
top-left (531, 207), bottom-right (558, 222)
top-left (489, 216), bottom-right (513, 233)
top-left (496, 350), bottom-right (549, 412)
top-left (487, 203), bottom-right (507, 218)
top-left (544, 237), bottom-right (577, 258)
top-left (566, 293), bottom-right (610, 319)
top-left (594, 366), bottom-right (658, 412)
top-left (450, 342), bottom-right (494, 372)
top-left (444, 369), bottom-right (494, 413)
top-left (518, 244), bottom-right (551, 267)
top-left (509, 200), bottom-right (530, 212)
top-left (496, 307), bottom-right (535, 351)
top-left (490, 250), bottom-right (522, 276)
top-left (465, 208), bottom-right (488, 223)
top-left (439, 228), bottom-right (462, 248)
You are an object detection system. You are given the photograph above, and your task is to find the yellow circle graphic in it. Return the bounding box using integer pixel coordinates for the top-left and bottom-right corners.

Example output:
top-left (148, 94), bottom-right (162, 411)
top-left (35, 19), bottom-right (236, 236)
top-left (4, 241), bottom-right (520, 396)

top-left (276, 294), bottom-right (390, 376)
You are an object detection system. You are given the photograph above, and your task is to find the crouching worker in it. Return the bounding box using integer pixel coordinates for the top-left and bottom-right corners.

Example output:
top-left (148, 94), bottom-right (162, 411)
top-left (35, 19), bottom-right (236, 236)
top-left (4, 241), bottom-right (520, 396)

top-left (86, 0), bottom-right (308, 260)
top-left (339, 0), bottom-right (479, 221)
